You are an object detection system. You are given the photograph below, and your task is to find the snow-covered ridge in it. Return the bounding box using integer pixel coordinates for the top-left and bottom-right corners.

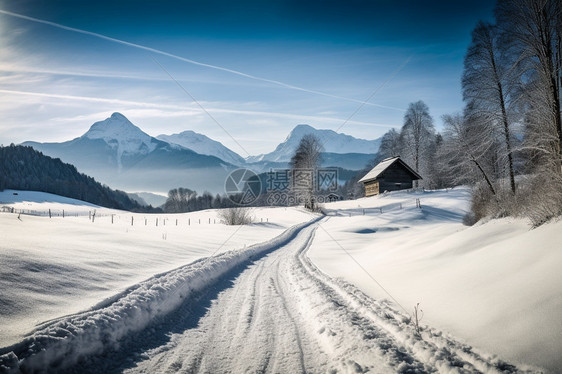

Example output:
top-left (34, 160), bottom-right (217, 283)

top-left (157, 130), bottom-right (245, 166)
top-left (0, 217), bottom-right (321, 373)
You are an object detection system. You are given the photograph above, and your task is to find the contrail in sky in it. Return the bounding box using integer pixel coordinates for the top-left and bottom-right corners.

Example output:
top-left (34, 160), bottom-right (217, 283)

top-left (0, 8), bottom-right (405, 112)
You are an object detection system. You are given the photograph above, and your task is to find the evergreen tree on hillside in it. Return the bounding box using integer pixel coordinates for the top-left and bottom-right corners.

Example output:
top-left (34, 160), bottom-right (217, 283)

top-left (0, 145), bottom-right (157, 212)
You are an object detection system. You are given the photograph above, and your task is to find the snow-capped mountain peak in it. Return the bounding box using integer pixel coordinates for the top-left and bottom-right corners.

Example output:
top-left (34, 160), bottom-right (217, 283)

top-left (283, 124), bottom-right (316, 141)
top-left (249, 124), bottom-right (381, 163)
top-left (82, 112), bottom-right (157, 169)
top-left (157, 131), bottom-right (245, 166)
top-left (84, 113), bottom-right (153, 145)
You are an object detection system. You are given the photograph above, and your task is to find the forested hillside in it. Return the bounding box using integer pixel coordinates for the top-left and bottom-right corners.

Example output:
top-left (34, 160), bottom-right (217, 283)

top-left (0, 144), bottom-right (155, 211)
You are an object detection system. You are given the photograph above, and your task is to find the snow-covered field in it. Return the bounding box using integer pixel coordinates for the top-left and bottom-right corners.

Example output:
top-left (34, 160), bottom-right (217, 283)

top-left (0, 188), bottom-right (559, 373)
top-left (310, 188), bottom-right (562, 372)
top-left (0, 190), bottom-right (315, 349)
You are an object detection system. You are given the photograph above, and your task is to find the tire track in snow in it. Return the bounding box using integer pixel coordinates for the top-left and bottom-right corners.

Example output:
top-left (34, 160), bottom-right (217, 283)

top-left (269, 270), bottom-right (306, 373)
top-left (294, 220), bottom-right (538, 373)
top-left (124, 223), bottom-right (328, 374)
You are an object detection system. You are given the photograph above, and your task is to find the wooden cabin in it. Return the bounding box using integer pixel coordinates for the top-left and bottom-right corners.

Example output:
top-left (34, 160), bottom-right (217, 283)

top-left (358, 157), bottom-right (422, 197)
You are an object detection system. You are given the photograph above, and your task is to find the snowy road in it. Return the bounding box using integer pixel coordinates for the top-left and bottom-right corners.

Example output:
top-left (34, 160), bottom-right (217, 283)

top-left (128, 224), bottom-right (326, 373)
top-left (111, 220), bottom-right (529, 373)
top-left (1, 218), bottom-right (535, 373)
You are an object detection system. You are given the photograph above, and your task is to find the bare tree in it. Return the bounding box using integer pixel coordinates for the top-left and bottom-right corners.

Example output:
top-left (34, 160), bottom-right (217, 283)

top-left (378, 128), bottom-right (402, 160)
top-left (290, 134), bottom-right (323, 210)
top-left (463, 21), bottom-right (518, 193)
top-left (441, 113), bottom-right (498, 196)
top-left (496, 0), bottom-right (562, 173)
top-left (427, 133), bottom-right (455, 189)
top-left (400, 101), bottom-right (436, 186)
top-left (445, 0), bottom-right (562, 224)
top-left (164, 187), bottom-right (195, 213)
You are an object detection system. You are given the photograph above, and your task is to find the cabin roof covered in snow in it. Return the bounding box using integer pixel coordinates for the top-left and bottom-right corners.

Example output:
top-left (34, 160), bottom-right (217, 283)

top-left (358, 157), bottom-right (422, 183)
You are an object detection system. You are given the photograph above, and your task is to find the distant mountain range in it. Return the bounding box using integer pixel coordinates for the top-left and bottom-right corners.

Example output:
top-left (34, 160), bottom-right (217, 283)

top-left (246, 124), bottom-right (381, 163)
top-left (22, 113), bottom-right (380, 193)
top-left (23, 113), bottom-right (232, 194)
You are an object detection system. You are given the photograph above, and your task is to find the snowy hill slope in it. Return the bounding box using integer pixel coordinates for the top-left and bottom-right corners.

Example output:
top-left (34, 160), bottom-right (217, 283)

top-left (0, 190), bottom-right (315, 350)
top-left (157, 130), bottom-right (246, 166)
top-left (310, 188), bottom-right (562, 372)
top-left (246, 124), bottom-right (381, 163)
top-left (0, 218), bottom-right (323, 373)
top-left (0, 190), bottom-right (98, 209)
top-left (0, 190), bottom-right (541, 373)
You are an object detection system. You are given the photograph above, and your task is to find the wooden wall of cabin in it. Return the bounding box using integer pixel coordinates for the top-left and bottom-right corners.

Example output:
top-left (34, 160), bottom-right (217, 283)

top-left (364, 180), bottom-right (379, 196)
top-left (378, 163), bottom-right (415, 192)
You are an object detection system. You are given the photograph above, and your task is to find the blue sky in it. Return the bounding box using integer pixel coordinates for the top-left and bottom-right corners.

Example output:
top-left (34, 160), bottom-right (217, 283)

top-left (0, 0), bottom-right (495, 156)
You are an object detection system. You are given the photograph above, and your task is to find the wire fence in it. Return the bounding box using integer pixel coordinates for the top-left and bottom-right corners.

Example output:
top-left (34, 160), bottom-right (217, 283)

top-left (0, 206), bottom-right (273, 226)
top-left (325, 198), bottom-right (422, 217)
top-left (1, 187), bottom-right (430, 222)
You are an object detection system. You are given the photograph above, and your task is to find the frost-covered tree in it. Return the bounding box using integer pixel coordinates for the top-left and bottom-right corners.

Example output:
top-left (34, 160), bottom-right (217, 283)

top-left (440, 113), bottom-right (498, 195)
top-left (488, 0), bottom-right (562, 224)
top-left (290, 134), bottom-right (323, 210)
top-left (446, 0), bottom-right (562, 224)
top-left (496, 0), bottom-right (562, 173)
top-left (164, 187), bottom-right (194, 213)
top-left (462, 21), bottom-right (517, 193)
top-left (378, 128), bottom-right (402, 160)
top-left (427, 133), bottom-right (454, 189)
top-left (400, 100), bottom-right (436, 186)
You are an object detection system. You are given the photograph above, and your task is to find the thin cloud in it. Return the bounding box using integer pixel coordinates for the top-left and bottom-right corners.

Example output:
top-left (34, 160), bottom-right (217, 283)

top-left (0, 8), bottom-right (405, 112)
top-left (0, 88), bottom-right (398, 129)
top-left (0, 64), bottom-right (260, 87)
top-left (0, 64), bottom-right (169, 82)
top-left (0, 89), bottom-right (170, 108)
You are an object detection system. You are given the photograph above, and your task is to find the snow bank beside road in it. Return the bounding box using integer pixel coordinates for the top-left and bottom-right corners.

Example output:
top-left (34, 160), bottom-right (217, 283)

top-left (0, 217), bottom-right (321, 373)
